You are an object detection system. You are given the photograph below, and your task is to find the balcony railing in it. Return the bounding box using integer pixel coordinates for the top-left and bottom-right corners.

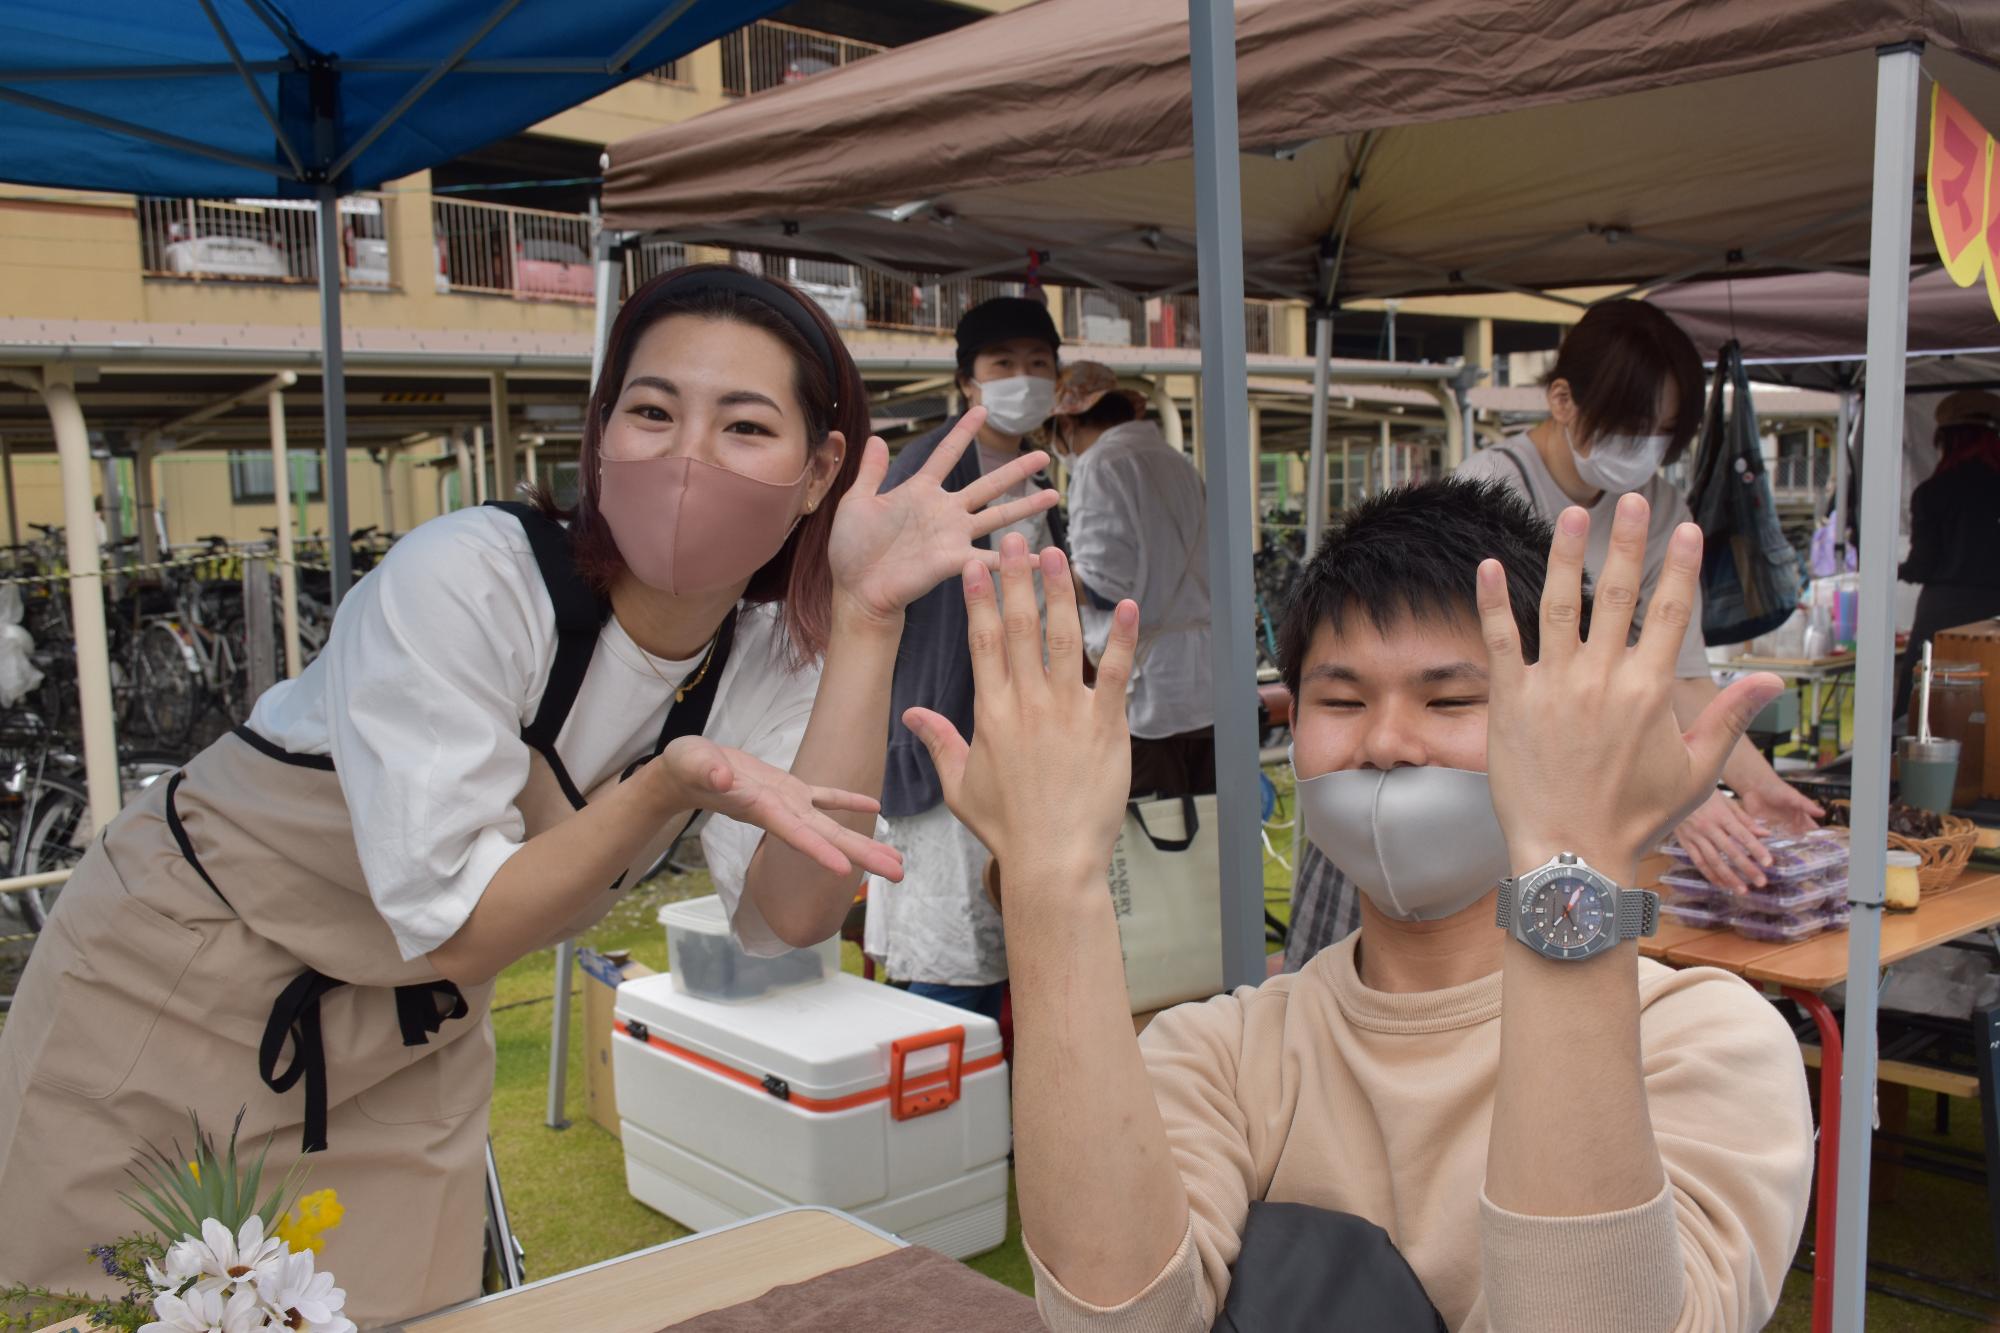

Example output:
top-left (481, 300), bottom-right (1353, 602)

top-left (720, 19), bottom-right (884, 98)
top-left (432, 197), bottom-right (596, 302)
top-left (138, 195), bottom-right (391, 288)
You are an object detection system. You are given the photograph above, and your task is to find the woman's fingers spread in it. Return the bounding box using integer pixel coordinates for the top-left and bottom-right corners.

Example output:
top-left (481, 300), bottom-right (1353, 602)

top-left (920, 406), bottom-right (987, 482)
top-left (1587, 492), bottom-right (1649, 654)
top-left (1539, 507), bottom-right (1588, 663)
top-left (961, 450), bottom-right (1052, 509)
top-left (1093, 600), bottom-right (1141, 721)
top-left (826, 820), bottom-right (904, 881)
top-left (848, 434), bottom-right (890, 499)
top-left (809, 787), bottom-right (883, 815)
top-left (968, 489), bottom-right (1061, 539)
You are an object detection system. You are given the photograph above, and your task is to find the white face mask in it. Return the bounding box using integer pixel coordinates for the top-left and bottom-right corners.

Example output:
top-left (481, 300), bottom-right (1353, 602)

top-left (1292, 762), bottom-right (1514, 922)
top-left (974, 374), bottom-right (1056, 436)
top-left (1566, 423), bottom-right (1669, 495)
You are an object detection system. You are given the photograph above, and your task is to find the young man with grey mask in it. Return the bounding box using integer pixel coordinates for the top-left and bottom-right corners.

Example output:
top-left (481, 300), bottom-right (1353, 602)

top-left (903, 479), bottom-right (1814, 1332)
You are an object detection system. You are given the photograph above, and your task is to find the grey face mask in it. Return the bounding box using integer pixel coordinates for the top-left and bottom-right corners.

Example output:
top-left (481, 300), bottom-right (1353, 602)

top-left (1292, 762), bottom-right (1514, 922)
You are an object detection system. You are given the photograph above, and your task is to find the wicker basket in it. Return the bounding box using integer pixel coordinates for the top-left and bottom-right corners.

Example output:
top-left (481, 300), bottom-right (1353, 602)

top-left (1827, 801), bottom-right (1979, 896)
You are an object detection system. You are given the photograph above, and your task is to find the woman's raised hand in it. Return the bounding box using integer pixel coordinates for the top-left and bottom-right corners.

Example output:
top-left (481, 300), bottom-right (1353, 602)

top-left (826, 406), bottom-right (1061, 623)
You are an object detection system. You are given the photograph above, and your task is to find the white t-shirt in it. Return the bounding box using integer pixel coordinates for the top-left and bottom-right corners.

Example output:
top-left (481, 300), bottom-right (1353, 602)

top-left (1068, 419), bottom-right (1214, 738)
top-left (247, 506), bottom-right (816, 961)
top-left (1457, 435), bottom-right (1711, 679)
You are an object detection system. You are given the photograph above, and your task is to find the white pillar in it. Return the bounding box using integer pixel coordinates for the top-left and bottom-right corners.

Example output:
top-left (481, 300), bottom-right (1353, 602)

top-left (42, 371), bottom-right (120, 828)
top-left (1380, 419), bottom-right (1393, 487)
top-left (454, 431), bottom-right (474, 509)
top-left (471, 426), bottom-right (489, 505)
top-left (1151, 376), bottom-right (1185, 452)
top-left (526, 436), bottom-right (540, 486)
top-left (490, 371), bottom-right (517, 501)
top-left (378, 443), bottom-right (397, 535)
top-left (268, 390), bottom-right (303, 679)
top-left (134, 434), bottom-right (160, 565)
top-left (0, 431), bottom-right (17, 550)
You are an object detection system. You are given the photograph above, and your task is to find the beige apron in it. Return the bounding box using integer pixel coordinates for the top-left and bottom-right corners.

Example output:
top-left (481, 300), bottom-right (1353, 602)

top-left (0, 503), bottom-right (736, 1327)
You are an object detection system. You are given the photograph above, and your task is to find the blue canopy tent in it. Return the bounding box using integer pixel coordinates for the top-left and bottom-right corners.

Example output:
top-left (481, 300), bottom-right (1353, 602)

top-left (0, 0), bottom-right (787, 828)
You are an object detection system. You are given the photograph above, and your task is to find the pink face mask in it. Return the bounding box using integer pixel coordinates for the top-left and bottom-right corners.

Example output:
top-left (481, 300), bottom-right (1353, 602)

top-left (597, 454), bottom-right (812, 597)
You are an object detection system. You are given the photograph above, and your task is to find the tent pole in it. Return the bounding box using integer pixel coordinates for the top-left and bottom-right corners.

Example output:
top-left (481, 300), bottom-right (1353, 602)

top-left (1188, 0), bottom-right (1263, 991)
top-left (1833, 43), bottom-right (1921, 1333)
top-left (316, 186), bottom-right (354, 605)
top-left (1305, 311), bottom-right (1333, 553)
top-left (268, 390), bottom-right (302, 679)
top-left (41, 369), bottom-right (120, 828)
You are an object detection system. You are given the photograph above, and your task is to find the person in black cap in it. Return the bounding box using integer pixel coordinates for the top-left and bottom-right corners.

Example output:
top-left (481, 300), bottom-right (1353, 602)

top-left (865, 297), bottom-right (1067, 1019)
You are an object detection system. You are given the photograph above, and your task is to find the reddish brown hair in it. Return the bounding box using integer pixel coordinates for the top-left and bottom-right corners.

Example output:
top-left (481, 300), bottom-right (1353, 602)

top-left (536, 263), bottom-right (870, 665)
top-left (1543, 298), bottom-right (1706, 465)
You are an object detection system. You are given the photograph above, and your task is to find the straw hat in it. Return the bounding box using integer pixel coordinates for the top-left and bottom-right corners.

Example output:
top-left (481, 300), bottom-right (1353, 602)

top-left (1053, 360), bottom-right (1150, 418)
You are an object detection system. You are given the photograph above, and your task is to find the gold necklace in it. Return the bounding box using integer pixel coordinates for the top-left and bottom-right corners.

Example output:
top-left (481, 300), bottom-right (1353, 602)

top-left (638, 624), bottom-right (724, 703)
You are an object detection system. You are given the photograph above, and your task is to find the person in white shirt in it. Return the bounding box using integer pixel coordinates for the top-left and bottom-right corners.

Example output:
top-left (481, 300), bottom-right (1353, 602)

top-left (1050, 360), bottom-right (1214, 797)
top-left (0, 264), bottom-right (1055, 1325)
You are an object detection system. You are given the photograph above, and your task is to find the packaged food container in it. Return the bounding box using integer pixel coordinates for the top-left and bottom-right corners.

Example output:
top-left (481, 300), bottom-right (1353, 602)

top-left (1819, 899), bottom-right (1852, 931)
top-left (1662, 899), bottom-right (1736, 930)
top-left (1738, 875), bottom-right (1844, 915)
top-left (1658, 868), bottom-right (1735, 905)
top-left (1732, 910), bottom-right (1830, 944)
top-left (661, 895), bottom-right (839, 1002)
top-left (1660, 828), bottom-right (1850, 885)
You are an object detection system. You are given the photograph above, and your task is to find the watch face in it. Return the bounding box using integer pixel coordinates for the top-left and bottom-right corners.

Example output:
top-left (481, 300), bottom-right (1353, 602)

top-left (1522, 873), bottom-right (1611, 958)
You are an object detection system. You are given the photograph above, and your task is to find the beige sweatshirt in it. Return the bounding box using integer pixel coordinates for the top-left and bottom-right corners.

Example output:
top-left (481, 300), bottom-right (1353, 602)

top-left (1027, 934), bottom-right (1814, 1333)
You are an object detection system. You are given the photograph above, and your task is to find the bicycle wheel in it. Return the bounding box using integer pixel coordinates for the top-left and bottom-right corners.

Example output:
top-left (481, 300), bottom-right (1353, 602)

top-left (133, 621), bottom-right (198, 746)
top-left (15, 770), bottom-right (91, 931)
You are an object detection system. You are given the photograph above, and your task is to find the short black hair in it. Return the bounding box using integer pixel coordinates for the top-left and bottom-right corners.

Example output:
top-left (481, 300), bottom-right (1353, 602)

top-left (1072, 391), bottom-right (1139, 431)
top-left (1277, 479), bottom-right (1591, 698)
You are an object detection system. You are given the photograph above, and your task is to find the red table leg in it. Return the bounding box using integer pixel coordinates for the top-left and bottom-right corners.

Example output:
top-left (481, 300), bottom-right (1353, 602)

top-left (1786, 987), bottom-right (1841, 1333)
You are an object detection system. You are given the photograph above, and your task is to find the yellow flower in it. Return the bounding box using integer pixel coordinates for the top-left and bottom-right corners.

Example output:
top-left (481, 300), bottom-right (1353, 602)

top-left (274, 1188), bottom-right (345, 1254)
top-left (187, 1161), bottom-right (200, 1183)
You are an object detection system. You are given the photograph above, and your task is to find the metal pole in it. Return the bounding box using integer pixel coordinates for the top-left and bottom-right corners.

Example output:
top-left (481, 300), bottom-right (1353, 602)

top-left (1150, 376), bottom-right (1185, 452)
top-left (268, 390), bottom-right (302, 679)
top-left (41, 371), bottom-right (119, 829)
top-left (1833, 43), bottom-right (1921, 1333)
top-left (1305, 311), bottom-right (1333, 552)
top-left (378, 444), bottom-right (397, 535)
top-left (1833, 388), bottom-right (1853, 561)
top-left (590, 214), bottom-right (624, 394)
top-left (316, 186), bottom-right (353, 604)
top-left (0, 431), bottom-right (17, 550)
top-left (453, 430), bottom-right (473, 509)
top-left (1188, 0), bottom-right (1263, 992)
top-left (98, 452), bottom-right (123, 548)
top-left (546, 937), bottom-right (575, 1130)
top-left (471, 426), bottom-right (488, 505)
top-left (1380, 419), bottom-right (1393, 487)
top-left (134, 435), bottom-right (160, 565)
top-left (243, 555), bottom-right (277, 701)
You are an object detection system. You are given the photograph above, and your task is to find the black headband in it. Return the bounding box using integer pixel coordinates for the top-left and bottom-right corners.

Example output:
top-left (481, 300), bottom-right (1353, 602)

top-left (646, 268), bottom-right (842, 394)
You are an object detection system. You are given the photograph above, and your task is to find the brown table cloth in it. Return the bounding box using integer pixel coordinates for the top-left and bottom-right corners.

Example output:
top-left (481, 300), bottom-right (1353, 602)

top-left (661, 1245), bottom-right (1042, 1332)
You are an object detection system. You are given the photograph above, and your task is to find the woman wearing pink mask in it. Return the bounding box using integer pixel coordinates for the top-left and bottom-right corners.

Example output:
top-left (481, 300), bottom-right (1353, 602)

top-left (0, 265), bottom-right (1054, 1325)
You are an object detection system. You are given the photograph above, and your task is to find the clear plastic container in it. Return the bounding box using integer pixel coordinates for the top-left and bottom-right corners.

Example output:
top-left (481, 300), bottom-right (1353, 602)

top-left (1818, 899), bottom-right (1852, 931)
top-left (1658, 867), bottom-right (1735, 905)
top-left (1662, 899), bottom-right (1737, 930)
top-left (1732, 910), bottom-right (1831, 943)
top-left (1665, 828), bottom-right (1850, 886)
top-left (1738, 875), bottom-right (1844, 915)
top-left (661, 895), bottom-right (839, 1003)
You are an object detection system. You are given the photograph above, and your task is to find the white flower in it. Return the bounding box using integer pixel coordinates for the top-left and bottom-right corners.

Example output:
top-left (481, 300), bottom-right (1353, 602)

top-left (145, 1237), bottom-right (207, 1293)
top-left (167, 1217), bottom-right (288, 1295)
top-left (139, 1282), bottom-right (272, 1332)
top-left (254, 1248), bottom-right (356, 1333)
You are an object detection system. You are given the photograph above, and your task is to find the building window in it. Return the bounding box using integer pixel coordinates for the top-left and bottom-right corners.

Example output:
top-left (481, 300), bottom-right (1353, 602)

top-left (231, 452), bottom-right (324, 504)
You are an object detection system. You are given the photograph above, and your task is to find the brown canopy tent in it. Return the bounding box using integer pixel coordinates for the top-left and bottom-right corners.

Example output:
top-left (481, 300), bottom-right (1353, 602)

top-left (601, 9), bottom-right (2000, 1324)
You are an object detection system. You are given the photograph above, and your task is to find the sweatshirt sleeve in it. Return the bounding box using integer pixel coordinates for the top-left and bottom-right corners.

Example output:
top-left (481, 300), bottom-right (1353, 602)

top-left (1026, 986), bottom-right (1288, 1332)
top-left (1479, 967), bottom-right (1814, 1333)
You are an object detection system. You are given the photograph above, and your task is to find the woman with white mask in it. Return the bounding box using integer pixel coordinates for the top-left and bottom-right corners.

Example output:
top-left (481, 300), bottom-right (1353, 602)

top-left (1457, 298), bottom-right (1821, 892)
top-left (868, 297), bottom-right (1066, 1020)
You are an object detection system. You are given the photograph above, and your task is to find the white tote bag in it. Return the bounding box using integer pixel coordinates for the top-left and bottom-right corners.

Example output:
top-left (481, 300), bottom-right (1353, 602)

top-left (1105, 792), bottom-right (1224, 1013)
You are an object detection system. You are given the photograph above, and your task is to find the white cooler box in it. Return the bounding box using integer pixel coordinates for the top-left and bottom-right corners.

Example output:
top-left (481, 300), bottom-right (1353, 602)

top-left (612, 972), bottom-right (1010, 1259)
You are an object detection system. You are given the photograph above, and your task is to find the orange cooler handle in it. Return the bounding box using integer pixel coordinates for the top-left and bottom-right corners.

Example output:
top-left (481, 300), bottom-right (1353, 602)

top-left (888, 1026), bottom-right (965, 1121)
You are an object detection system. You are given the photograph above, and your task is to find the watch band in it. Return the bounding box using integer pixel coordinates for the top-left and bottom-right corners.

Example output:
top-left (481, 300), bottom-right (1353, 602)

top-left (1494, 878), bottom-right (1515, 930)
top-left (1615, 887), bottom-right (1661, 940)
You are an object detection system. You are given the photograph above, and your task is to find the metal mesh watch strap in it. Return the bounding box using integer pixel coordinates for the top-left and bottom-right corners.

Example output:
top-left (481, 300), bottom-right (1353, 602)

top-left (1615, 888), bottom-right (1661, 939)
top-left (1494, 878), bottom-right (1515, 929)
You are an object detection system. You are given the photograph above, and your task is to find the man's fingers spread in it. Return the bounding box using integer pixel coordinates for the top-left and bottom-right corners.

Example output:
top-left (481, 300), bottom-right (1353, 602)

top-left (1475, 559), bottom-right (1526, 688)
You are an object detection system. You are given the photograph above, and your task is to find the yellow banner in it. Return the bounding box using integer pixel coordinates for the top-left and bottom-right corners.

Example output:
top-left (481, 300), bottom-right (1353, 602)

top-left (1927, 83), bottom-right (2000, 321)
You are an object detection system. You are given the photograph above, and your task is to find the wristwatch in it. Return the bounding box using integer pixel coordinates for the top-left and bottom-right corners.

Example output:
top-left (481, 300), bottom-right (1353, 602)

top-left (1496, 852), bottom-right (1659, 961)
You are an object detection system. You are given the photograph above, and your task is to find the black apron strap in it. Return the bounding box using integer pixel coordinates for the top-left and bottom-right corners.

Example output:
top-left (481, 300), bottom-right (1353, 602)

top-left (163, 771), bottom-right (231, 909)
top-left (259, 969), bottom-right (345, 1154)
top-left (487, 501), bottom-right (610, 811)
